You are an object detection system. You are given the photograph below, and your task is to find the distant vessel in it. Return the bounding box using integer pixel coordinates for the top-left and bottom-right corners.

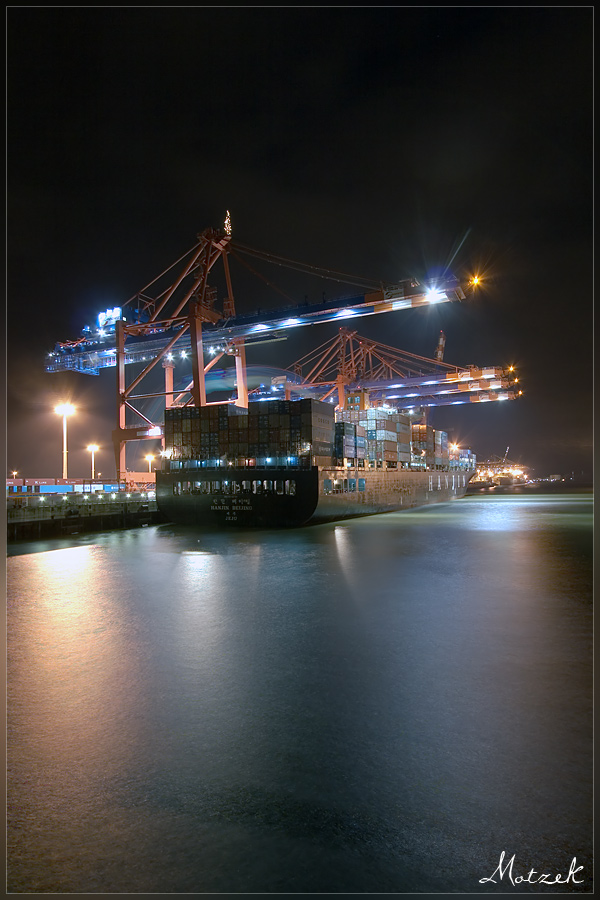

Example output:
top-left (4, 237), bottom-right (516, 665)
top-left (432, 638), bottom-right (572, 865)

top-left (468, 449), bottom-right (529, 490)
top-left (156, 398), bottom-right (475, 528)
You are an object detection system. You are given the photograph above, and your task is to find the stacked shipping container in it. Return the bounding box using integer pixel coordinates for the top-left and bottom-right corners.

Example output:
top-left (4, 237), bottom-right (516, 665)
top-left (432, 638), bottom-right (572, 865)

top-left (336, 408), bottom-right (411, 466)
top-left (6, 479), bottom-right (121, 493)
top-left (411, 423), bottom-right (434, 469)
top-left (434, 428), bottom-right (449, 469)
top-left (164, 398), bottom-right (334, 467)
top-left (456, 448), bottom-right (477, 470)
top-left (410, 423), bottom-right (451, 469)
top-left (163, 400), bottom-right (472, 472)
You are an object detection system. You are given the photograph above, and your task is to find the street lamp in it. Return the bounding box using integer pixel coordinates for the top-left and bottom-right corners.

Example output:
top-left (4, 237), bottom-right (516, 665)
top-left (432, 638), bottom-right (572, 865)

top-left (54, 403), bottom-right (75, 479)
top-left (12, 470), bottom-right (17, 478)
top-left (87, 444), bottom-right (99, 480)
top-left (145, 453), bottom-right (155, 473)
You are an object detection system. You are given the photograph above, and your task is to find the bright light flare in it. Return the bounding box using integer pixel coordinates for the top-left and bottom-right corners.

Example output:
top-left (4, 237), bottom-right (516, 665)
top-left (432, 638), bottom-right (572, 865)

top-left (426, 288), bottom-right (446, 303)
top-left (55, 403), bottom-right (75, 417)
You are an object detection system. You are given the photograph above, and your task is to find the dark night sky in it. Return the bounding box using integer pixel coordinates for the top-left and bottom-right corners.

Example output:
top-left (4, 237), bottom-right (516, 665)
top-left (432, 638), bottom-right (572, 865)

top-left (6, 7), bottom-right (593, 480)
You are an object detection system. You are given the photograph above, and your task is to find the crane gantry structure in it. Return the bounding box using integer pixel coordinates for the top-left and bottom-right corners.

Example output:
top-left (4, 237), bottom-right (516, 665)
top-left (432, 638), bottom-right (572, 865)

top-left (276, 327), bottom-right (517, 411)
top-left (45, 221), bottom-right (518, 480)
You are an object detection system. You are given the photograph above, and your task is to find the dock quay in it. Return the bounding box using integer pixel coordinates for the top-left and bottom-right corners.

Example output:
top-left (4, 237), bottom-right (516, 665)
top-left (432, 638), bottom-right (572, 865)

top-left (7, 492), bottom-right (166, 542)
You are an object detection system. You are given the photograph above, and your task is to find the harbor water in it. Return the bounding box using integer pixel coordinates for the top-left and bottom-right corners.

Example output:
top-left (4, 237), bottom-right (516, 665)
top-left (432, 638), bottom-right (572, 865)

top-left (6, 492), bottom-right (593, 894)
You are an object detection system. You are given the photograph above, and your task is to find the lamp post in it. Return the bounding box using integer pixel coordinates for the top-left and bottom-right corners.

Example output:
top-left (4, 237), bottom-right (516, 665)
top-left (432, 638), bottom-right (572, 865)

top-left (54, 403), bottom-right (75, 479)
top-left (87, 444), bottom-right (99, 480)
top-left (145, 453), bottom-right (155, 473)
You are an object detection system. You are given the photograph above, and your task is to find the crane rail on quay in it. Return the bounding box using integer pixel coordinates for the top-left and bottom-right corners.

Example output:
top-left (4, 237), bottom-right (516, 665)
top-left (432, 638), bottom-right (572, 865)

top-left (45, 219), bottom-right (521, 481)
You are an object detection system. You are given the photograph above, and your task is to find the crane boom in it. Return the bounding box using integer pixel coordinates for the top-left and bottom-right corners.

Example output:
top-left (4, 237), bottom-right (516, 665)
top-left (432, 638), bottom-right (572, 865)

top-left (47, 283), bottom-right (466, 375)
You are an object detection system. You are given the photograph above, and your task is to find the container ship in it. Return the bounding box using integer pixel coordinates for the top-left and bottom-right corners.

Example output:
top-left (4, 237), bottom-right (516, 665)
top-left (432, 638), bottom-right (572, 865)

top-left (156, 398), bottom-right (475, 528)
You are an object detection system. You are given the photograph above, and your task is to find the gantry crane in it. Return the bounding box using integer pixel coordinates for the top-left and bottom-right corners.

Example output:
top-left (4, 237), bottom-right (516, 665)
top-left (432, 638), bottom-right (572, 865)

top-left (46, 221), bottom-right (479, 480)
top-left (270, 327), bottom-right (517, 411)
top-left (47, 220), bottom-right (520, 481)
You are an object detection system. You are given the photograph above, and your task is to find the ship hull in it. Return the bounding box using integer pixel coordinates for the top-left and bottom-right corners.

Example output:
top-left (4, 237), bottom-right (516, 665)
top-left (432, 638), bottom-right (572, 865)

top-left (156, 466), bottom-right (474, 528)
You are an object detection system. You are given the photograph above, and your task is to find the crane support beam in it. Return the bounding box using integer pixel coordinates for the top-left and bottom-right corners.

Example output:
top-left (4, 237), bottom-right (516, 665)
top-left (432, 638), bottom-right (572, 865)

top-left (234, 342), bottom-right (249, 408)
top-left (115, 321), bottom-right (127, 480)
top-left (189, 314), bottom-right (207, 408)
top-left (148, 243), bottom-right (206, 323)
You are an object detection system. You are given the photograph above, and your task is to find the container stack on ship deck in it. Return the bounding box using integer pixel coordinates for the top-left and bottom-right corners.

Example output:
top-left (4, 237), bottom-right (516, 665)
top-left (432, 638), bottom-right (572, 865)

top-left (156, 398), bottom-right (475, 528)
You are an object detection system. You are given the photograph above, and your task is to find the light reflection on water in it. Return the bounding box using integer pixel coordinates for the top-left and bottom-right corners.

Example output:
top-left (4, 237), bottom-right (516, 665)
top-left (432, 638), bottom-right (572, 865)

top-left (7, 493), bottom-right (593, 893)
